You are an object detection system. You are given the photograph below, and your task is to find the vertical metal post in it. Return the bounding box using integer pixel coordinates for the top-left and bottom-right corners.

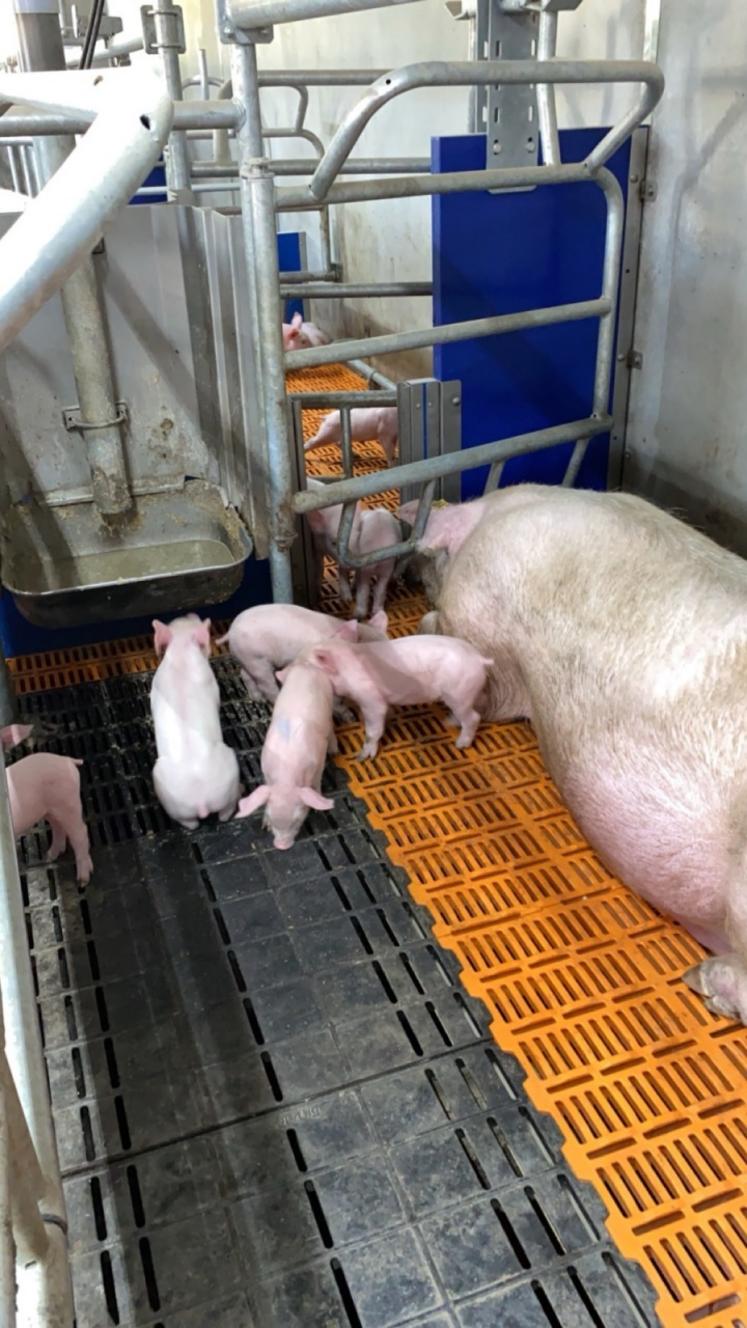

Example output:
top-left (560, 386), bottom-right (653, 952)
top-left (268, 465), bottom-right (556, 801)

top-left (564, 171), bottom-right (623, 486)
top-left (536, 9), bottom-right (560, 166)
top-left (0, 654), bottom-right (16, 729)
top-left (233, 41), bottom-right (294, 602)
top-left (151, 4), bottom-right (192, 200)
top-left (0, 760), bottom-right (74, 1326)
top-left (13, 0), bottom-right (132, 520)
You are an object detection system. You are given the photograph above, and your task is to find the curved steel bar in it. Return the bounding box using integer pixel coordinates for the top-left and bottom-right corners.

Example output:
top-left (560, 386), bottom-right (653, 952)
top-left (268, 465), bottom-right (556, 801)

top-left (0, 67), bottom-right (172, 351)
top-left (309, 59), bottom-right (664, 200)
top-left (285, 297), bottom-right (609, 370)
top-left (212, 76), bottom-right (308, 161)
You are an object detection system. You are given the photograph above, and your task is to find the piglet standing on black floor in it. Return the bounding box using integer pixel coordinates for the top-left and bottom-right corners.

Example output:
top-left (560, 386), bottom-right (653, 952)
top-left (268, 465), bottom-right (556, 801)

top-left (150, 614), bottom-right (239, 830)
top-left (2, 724), bottom-right (93, 884)
top-left (236, 653), bottom-right (337, 850)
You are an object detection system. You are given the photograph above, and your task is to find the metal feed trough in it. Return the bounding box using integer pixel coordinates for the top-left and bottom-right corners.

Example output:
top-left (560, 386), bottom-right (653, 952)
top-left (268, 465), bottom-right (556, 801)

top-left (0, 0), bottom-right (663, 1322)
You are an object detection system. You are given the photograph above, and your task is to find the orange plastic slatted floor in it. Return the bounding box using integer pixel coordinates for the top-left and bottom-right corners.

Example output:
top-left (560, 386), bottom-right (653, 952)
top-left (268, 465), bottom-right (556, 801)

top-left (7, 365), bottom-right (747, 1328)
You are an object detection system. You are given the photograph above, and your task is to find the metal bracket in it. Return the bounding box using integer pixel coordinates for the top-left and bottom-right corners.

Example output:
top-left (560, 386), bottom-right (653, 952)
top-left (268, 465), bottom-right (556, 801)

top-left (473, 0), bottom-right (540, 167)
top-left (500, 0), bottom-right (581, 10)
top-left (397, 379), bottom-right (462, 507)
top-left (215, 0), bottom-right (273, 45)
top-left (140, 4), bottom-right (187, 54)
top-left (62, 402), bottom-right (129, 432)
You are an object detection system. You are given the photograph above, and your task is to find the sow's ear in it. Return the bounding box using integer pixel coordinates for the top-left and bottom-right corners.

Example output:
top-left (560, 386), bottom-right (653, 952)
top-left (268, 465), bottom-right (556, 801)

top-left (307, 646), bottom-right (336, 675)
top-left (299, 787), bottom-right (334, 811)
top-left (235, 786), bottom-right (270, 818)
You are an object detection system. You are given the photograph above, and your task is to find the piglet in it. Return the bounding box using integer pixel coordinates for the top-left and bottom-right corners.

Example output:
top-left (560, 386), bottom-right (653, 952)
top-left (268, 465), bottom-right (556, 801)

top-left (305, 479), bottom-right (401, 619)
top-left (150, 615), bottom-right (239, 829)
top-left (2, 725), bottom-right (92, 885)
top-left (305, 407), bottom-right (398, 466)
top-left (282, 312), bottom-right (330, 350)
top-left (217, 605), bottom-right (385, 704)
top-left (236, 657), bottom-right (335, 850)
top-left (307, 635), bottom-right (492, 759)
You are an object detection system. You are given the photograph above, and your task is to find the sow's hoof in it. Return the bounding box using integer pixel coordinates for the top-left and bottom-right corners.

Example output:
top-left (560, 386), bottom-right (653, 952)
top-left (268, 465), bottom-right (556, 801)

top-left (683, 955), bottom-right (747, 1023)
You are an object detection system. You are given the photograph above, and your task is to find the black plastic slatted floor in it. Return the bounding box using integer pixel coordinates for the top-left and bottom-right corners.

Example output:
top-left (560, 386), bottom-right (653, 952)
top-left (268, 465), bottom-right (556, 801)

top-left (13, 660), bottom-right (659, 1328)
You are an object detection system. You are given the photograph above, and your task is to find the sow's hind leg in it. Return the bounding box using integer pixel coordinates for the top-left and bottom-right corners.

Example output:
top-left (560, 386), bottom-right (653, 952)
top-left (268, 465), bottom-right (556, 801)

top-left (684, 858), bottom-right (747, 1023)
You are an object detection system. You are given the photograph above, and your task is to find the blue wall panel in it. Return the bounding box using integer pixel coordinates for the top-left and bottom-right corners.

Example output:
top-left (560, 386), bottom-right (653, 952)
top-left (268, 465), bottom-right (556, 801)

top-left (432, 129), bottom-right (631, 498)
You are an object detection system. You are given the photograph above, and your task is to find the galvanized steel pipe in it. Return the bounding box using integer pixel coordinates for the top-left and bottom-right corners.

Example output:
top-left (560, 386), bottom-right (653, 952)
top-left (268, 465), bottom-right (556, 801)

top-left (309, 59), bottom-right (664, 200)
top-left (285, 297), bottom-right (609, 369)
top-left (277, 160), bottom-right (589, 210)
top-left (293, 416), bottom-right (610, 517)
top-left (229, 0), bottom-right (424, 30)
top-left (536, 13), bottom-right (561, 166)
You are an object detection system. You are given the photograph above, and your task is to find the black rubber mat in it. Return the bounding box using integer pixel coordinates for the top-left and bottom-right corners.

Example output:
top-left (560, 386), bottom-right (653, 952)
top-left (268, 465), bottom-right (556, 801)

top-left (13, 661), bottom-right (659, 1327)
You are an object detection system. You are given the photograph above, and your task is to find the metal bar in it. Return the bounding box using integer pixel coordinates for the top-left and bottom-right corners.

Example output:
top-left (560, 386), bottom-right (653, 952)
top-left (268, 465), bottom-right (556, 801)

top-left (229, 0), bottom-right (424, 31)
top-left (151, 4), bottom-right (192, 200)
top-left (279, 281), bottom-right (432, 298)
top-left (259, 69), bottom-right (389, 85)
top-left (64, 32), bottom-right (145, 67)
top-left (286, 297), bottom-right (609, 369)
top-left (279, 267), bottom-right (338, 282)
top-left (277, 161), bottom-right (590, 210)
top-left (336, 476), bottom-right (435, 570)
top-left (0, 101), bottom-right (237, 137)
top-left (194, 158), bottom-right (430, 177)
top-left (5, 71), bottom-right (166, 518)
top-left (536, 12), bottom-right (560, 167)
top-left (294, 415), bottom-right (609, 517)
top-left (340, 407), bottom-right (353, 478)
top-left (347, 358), bottom-right (396, 390)
top-left (6, 145), bottom-right (22, 193)
top-left (0, 758), bottom-right (74, 1326)
top-left (0, 655), bottom-right (15, 728)
top-left (564, 168), bottom-right (624, 486)
top-left (309, 60), bottom-right (664, 200)
top-left (233, 43), bottom-right (294, 601)
top-left (289, 390), bottom-right (397, 406)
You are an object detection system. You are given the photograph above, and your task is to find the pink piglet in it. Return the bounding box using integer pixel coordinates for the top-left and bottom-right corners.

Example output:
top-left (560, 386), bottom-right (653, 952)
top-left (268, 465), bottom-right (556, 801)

top-left (2, 725), bottom-right (93, 885)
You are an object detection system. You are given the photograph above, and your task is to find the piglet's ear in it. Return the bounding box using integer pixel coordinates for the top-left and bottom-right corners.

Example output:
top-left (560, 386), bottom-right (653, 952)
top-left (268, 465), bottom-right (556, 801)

top-left (334, 620), bottom-right (358, 642)
top-left (0, 723), bottom-right (32, 750)
top-left (152, 620), bottom-right (172, 656)
top-left (275, 665), bottom-right (289, 684)
top-left (291, 312), bottom-right (303, 329)
top-left (397, 500), bottom-right (418, 523)
top-left (299, 787), bottom-right (334, 811)
top-left (368, 610), bottom-right (388, 634)
top-left (192, 618), bottom-right (212, 653)
top-left (236, 786), bottom-right (270, 818)
top-left (308, 647), bottom-right (334, 673)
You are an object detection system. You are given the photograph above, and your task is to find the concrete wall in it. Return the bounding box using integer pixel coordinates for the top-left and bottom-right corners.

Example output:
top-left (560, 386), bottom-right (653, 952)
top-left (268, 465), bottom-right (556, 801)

top-left (624, 0), bottom-right (747, 552)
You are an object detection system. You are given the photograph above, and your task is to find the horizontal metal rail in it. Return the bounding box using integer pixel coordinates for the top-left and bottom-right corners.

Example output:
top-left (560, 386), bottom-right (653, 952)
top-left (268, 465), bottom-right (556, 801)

top-left (286, 297), bottom-right (608, 369)
top-left (295, 415), bottom-right (610, 570)
top-left (289, 390), bottom-right (397, 407)
top-left (195, 157), bottom-right (432, 178)
top-left (308, 59), bottom-right (664, 200)
top-left (277, 160), bottom-right (589, 210)
top-left (0, 99), bottom-right (238, 138)
top-left (230, 0), bottom-right (425, 30)
top-left (280, 281), bottom-right (432, 298)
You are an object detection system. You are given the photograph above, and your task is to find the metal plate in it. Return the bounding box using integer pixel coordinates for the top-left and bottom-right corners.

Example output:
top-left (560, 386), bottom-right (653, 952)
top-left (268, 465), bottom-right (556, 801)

top-left (14, 659), bottom-right (659, 1327)
top-left (473, 1), bottom-right (539, 168)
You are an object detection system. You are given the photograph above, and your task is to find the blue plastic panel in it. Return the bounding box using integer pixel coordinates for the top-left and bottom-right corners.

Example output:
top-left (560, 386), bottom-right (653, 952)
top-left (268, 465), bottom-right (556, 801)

top-left (432, 129), bottom-right (632, 498)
